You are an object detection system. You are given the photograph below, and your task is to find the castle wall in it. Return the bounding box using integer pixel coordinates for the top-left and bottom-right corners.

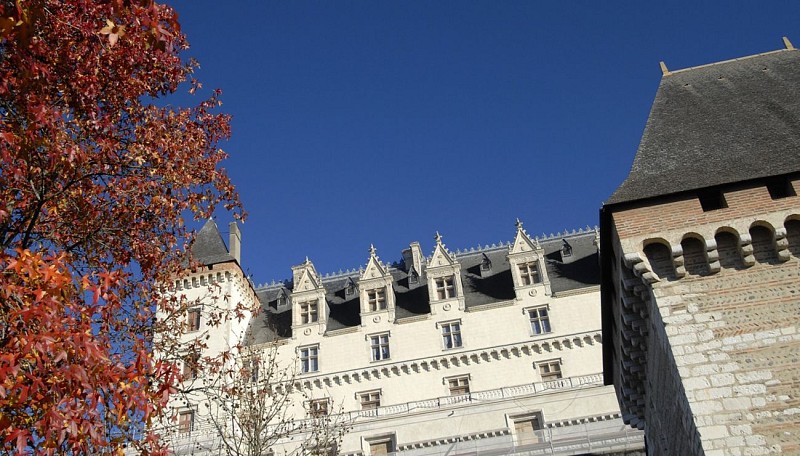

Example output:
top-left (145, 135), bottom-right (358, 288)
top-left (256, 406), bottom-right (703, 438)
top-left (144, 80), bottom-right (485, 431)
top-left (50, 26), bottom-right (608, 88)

top-left (609, 178), bottom-right (800, 455)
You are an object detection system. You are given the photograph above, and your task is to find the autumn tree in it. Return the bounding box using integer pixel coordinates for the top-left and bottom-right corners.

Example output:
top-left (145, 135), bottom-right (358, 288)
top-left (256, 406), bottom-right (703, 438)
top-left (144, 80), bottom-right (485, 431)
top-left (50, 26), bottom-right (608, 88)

top-left (193, 344), bottom-right (351, 456)
top-left (0, 1), bottom-right (243, 454)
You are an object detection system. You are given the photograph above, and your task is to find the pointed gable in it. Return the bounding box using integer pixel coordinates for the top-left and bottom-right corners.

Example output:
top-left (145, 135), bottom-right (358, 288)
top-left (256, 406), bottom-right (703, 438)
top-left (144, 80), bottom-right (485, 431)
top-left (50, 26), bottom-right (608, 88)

top-left (292, 258), bottom-right (322, 292)
top-left (361, 244), bottom-right (389, 280)
top-left (509, 219), bottom-right (540, 255)
top-left (191, 218), bottom-right (235, 266)
top-left (428, 232), bottom-right (457, 268)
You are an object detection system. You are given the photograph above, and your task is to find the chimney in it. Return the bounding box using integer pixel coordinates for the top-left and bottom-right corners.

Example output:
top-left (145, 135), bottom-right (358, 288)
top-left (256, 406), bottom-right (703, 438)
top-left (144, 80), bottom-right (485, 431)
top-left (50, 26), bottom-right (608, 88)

top-left (402, 241), bottom-right (424, 275)
top-left (229, 221), bottom-right (241, 264)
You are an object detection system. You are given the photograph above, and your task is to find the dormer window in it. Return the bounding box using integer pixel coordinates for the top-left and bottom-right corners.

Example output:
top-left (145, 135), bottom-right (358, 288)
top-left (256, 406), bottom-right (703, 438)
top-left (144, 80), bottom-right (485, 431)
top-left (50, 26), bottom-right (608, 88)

top-left (409, 268), bottom-right (419, 284)
top-left (300, 300), bottom-right (319, 324)
top-left (367, 288), bottom-right (387, 311)
top-left (561, 240), bottom-right (572, 257)
top-left (346, 282), bottom-right (355, 296)
top-left (277, 292), bottom-right (288, 309)
top-left (480, 254), bottom-right (492, 272)
top-left (518, 262), bottom-right (540, 286)
top-left (435, 276), bottom-right (456, 300)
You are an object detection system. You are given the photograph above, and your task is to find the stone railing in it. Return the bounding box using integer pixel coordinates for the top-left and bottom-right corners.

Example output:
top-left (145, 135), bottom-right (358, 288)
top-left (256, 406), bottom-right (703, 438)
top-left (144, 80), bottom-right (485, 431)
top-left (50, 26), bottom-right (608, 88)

top-left (162, 372), bottom-right (606, 447)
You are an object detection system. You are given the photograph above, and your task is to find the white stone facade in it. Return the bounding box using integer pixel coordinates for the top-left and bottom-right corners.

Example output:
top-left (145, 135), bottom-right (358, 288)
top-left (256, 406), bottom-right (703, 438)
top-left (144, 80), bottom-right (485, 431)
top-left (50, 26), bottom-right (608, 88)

top-left (163, 220), bottom-right (643, 455)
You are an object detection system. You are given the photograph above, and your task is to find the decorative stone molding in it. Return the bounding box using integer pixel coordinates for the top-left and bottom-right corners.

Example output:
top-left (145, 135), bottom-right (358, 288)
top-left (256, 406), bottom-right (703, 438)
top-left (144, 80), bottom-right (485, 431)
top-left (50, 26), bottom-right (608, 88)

top-left (291, 330), bottom-right (602, 390)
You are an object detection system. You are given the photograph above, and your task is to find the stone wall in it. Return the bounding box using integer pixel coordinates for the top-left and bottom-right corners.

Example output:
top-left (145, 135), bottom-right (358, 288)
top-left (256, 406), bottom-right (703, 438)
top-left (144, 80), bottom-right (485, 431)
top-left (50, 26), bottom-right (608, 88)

top-left (609, 178), bottom-right (800, 455)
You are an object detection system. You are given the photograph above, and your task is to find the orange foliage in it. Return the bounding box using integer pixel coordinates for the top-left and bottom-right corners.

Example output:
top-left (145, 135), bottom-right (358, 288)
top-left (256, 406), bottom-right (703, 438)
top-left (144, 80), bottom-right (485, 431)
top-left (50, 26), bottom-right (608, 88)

top-left (0, 0), bottom-right (242, 453)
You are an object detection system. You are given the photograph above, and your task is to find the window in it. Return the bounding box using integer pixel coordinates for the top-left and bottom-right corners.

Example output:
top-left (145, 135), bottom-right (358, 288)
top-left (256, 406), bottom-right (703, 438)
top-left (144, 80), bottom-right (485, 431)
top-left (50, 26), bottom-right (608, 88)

top-left (308, 398), bottom-right (329, 417)
top-left (448, 376), bottom-right (470, 396)
top-left (518, 262), bottom-right (540, 286)
top-left (480, 254), bottom-right (492, 271)
top-left (370, 334), bottom-right (390, 361)
top-left (277, 293), bottom-right (287, 309)
top-left (300, 346), bottom-right (319, 373)
top-left (441, 322), bottom-right (462, 349)
top-left (300, 300), bottom-right (318, 324)
top-left (409, 268), bottom-right (419, 284)
top-left (177, 410), bottom-right (194, 434)
top-left (539, 360), bottom-right (562, 381)
top-left (368, 438), bottom-right (395, 456)
top-left (367, 288), bottom-right (387, 311)
top-left (513, 413), bottom-right (544, 446)
top-left (435, 276), bottom-right (456, 299)
top-left (186, 308), bottom-right (201, 332)
top-left (360, 391), bottom-right (381, 410)
top-left (698, 188), bottom-right (726, 211)
top-left (528, 307), bottom-right (551, 335)
top-left (182, 352), bottom-right (199, 380)
top-left (346, 281), bottom-right (356, 296)
top-left (561, 239), bottom-right (572, 257)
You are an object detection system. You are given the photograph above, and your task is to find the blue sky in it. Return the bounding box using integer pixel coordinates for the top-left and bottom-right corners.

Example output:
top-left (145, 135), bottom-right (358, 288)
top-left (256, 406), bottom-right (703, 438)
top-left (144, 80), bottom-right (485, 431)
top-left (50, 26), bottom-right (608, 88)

top-left (169, 1), bottom-right (799, 284)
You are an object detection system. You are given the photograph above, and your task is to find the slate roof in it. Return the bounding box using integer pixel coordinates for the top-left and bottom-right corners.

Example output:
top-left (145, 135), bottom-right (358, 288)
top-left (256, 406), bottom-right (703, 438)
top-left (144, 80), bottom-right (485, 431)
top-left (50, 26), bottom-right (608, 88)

top-left (607, 48), bottom-right (800, 205)
top-left (191, 219), bottom-right (236, 266)
top-left (244, 230), bottom-right (600, 345)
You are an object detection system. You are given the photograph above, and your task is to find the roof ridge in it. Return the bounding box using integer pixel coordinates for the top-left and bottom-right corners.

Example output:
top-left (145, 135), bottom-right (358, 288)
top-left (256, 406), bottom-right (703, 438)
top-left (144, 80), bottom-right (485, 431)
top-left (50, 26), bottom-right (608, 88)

top-left (666, 48), bottom-right (794, 76)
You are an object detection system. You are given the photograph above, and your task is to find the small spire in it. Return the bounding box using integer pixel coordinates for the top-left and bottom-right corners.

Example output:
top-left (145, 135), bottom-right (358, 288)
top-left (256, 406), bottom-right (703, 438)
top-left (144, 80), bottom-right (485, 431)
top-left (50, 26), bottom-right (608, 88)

top-left (369, 243), bottom-right (377, 257)
top-left (434, 231), bottom-right (443, 244)
top-left (783, 36), bottom-right (795, 50)
top-left (659, 61), bottom-right (670, 76)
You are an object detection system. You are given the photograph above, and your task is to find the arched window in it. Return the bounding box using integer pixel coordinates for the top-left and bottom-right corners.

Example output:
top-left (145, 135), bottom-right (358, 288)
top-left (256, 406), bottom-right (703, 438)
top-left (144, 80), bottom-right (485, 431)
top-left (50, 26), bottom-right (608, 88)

top-left (681, 237), bottom-right (709, 276)
top-left (785, 219), bottom-right (800, 258)
top-left (750, 225), bottom-right (777, 264)
top-left (643, 242), bottom-right (676, 280)
top-left (715, 231), bottom-right (743, 270)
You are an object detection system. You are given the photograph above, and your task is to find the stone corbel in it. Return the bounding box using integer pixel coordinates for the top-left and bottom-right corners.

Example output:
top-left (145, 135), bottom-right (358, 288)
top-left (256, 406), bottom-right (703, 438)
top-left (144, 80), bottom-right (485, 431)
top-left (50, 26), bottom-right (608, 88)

top-left (740, 233), bottom-right (755, 267)
top-left (671, 244), bottom-right (686, 279)
top-left (705, 238), bottom-right (720, 273)
top-left (775, 227), bottom-right (790, 262)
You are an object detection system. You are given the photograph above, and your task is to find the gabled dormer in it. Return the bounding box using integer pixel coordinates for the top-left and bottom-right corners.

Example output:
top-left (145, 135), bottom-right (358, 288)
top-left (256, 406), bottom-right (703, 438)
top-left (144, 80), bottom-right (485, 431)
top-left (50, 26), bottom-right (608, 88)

top-left (358, 245), bottom-right (396, 323)
top-left (402, 241), bottom-right (425, 287)
top-left (426, 232), bottom-right (465, 311)
top-left (290, 258), bottom-right (327, 337)
top-left (508, 219), bottom-right (551, 297)
top-left (275, 287), bottom-right (290, 312)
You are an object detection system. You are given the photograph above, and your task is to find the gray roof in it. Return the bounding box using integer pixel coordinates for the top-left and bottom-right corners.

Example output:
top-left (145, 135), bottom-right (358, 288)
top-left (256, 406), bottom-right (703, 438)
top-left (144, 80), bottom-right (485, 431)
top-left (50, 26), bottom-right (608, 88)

top-left (191, 219), bottom-right (236, 266)
top-left (244, 230), bottom-right (600, 345)
top-left (607, 48), bottom-right (800, 205)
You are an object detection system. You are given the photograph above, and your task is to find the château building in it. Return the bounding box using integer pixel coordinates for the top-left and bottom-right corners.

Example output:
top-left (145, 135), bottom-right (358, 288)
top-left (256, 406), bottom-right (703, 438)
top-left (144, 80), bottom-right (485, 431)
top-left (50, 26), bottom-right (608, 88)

top-left (165, 219), bottom-right (644, 455)
top-left (600, 41), bottom-right (800, 455)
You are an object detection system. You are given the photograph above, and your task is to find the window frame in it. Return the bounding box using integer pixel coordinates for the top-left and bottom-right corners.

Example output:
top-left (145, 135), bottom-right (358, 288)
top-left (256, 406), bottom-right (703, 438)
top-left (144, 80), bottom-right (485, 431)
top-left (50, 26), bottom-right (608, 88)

top-left (446, 375), bottom-right (470, 396)
top-left (308, 398), bottom-right (330, 418)
top-left (434, 276), bottom-right (456, 300)
top-left (510, 411), bottom-right (545, 447)
top-left (359, 390), bottom-right (381, 411)
top-left (177, 409), bottom-right (194, 434)
top-left (369, 333), bottom-right (390, 361)
top-left (537, 359), bottom-right (562, 382)
top-left (439, 320), bottom-right (463, 350)
top-left (299, 345), bottom-right (319, 374)
top-left (366, 287), bottom-right (387, 312)
top-left (299, 300), bottom-right (319, 324)
top-left (518, 261), bottom-right (541, 286)
top-left (182, 352), bottom-right (199, 380)
top-left (526, 306), bottom-right (552, 336)
top-left (186, 308), bottom-right (201, 332)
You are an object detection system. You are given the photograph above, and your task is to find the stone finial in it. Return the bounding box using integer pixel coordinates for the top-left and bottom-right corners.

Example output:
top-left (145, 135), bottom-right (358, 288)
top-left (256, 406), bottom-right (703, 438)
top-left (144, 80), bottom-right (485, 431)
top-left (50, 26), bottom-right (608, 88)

top-left (515, 218), bottom-right (523, 230)
top-left (369, 243), bottom-right (377, 257)
top-left (434, 231), bottom-right (443, 244)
